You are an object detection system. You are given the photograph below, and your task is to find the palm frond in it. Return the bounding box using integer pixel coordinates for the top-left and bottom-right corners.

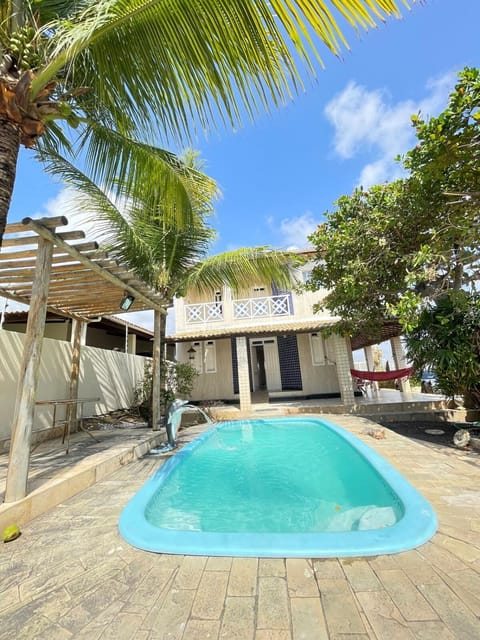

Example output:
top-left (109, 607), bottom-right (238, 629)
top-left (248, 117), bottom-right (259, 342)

top-left (30, 0), bottom-right (89, 23)
top-left (32, 0), bottom-right (410, 140)
top-left (77, 123), bottom-right (220, 228)
top-left (39, 150), bottom-right (171, 285)
top-left (183, 247), bottom-right (298, 295)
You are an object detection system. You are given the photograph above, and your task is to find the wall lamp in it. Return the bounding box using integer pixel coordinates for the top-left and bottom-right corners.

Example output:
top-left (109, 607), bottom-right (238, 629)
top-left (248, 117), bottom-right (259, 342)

top-left (187, 345), bottom-right (196, 360)
top-left (119, 293), bottom-right (135, 311)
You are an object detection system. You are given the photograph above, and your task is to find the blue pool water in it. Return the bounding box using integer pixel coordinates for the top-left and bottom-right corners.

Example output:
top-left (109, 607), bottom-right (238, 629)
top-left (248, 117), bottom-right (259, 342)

top-left (119, 417), bottom-right (437, 557)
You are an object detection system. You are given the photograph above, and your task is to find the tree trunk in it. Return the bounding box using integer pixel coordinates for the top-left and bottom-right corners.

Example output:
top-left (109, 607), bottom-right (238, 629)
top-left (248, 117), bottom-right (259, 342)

top-left (151, 309), bottom-right (162, 430)
top-left (159, 311), bottom-right (167, 412)
top-left (453, 244), bottom-right (463, 290)
top-left (0, 121), bottom-right (21, 248)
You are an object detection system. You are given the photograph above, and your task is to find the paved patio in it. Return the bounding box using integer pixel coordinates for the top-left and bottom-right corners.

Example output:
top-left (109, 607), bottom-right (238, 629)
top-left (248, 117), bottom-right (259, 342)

top-left (1, 412), bottom-right (479, 639)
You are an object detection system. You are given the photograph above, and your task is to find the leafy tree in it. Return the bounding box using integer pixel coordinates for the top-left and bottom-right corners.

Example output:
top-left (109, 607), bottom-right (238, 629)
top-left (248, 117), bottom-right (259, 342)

top-left (1, 0), bottom-right (411, 247)
top-left (307, 67), bottom-right (480, 404)
top-left (308, 67), bottom-right (480, 334)
top-left (404, 291), bottom-right (480, 408)
top-left (307, 180), bottom-right (418, 338)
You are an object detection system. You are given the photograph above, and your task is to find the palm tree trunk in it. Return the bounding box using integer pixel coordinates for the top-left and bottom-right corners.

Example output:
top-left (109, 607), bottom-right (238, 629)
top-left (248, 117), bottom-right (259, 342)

top-left (0, 121), bottom-right (21, 248)
top-left (159, 311), bottom-right (167, 414)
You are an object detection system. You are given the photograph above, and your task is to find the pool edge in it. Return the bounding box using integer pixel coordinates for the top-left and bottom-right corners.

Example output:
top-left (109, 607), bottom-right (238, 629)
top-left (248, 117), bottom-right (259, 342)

top-left (119, 417), bottom-right (438, 558)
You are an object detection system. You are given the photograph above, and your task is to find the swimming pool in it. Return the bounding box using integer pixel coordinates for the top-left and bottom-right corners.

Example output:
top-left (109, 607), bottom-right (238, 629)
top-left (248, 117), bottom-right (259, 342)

top-left (119, 417), bottom-right (437, 557)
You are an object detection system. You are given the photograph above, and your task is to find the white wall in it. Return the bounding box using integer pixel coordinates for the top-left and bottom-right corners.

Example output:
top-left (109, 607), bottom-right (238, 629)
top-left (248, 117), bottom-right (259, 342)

top-left (297, 334), bottom-right (340, 396)
top-left (178, 338), bottom-right (235, 402)
top-left (0, 329), bottom-right (148, 447)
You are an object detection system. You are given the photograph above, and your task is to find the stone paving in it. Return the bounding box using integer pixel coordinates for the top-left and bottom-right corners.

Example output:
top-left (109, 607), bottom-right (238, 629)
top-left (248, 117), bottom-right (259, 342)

top-left (1, 415), bottom-right (479, 639)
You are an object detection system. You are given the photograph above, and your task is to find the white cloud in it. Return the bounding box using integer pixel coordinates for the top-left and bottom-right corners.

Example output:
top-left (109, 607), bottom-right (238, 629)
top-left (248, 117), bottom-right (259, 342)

top-left (325, 71), bottom-right (456, 187)
top-left (276, 211), bottom-right (321, 250)
top-left (30, 185), bottom-right (133, 245)
top-left (114, 310), bottom-right (155, 331)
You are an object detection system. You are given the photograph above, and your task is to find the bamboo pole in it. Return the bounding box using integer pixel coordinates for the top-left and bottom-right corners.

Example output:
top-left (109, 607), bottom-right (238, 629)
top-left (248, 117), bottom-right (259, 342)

top-left (4, 237), bottom-right (54, 502)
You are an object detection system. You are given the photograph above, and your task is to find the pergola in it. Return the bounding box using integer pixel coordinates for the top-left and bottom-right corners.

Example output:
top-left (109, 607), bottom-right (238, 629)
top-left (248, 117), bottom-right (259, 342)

top-left (0, 216), bottom-right (166, 503)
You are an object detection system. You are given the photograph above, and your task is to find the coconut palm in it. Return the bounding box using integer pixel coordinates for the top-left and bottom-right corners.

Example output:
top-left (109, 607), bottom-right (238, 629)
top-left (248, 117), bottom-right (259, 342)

top-left (1, 0), bottom-right (411, 246)
top-left (43, 148), bottom-right (298, 423)
top-left (43, 147), bottom-right (297, 334)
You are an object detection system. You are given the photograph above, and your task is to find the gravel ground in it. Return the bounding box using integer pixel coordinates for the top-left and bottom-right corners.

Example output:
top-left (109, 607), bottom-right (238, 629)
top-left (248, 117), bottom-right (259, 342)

top-left (375, 418), bottom-right (480, 455)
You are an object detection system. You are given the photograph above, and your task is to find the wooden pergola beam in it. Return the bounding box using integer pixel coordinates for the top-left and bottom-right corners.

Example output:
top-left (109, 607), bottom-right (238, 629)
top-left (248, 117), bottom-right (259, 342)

top-left (22, 217), bottom-right (165, 313)
top-left (1, 230), bottom-right (85, 247)
top-left (0, 241), bottom-right (99, 264)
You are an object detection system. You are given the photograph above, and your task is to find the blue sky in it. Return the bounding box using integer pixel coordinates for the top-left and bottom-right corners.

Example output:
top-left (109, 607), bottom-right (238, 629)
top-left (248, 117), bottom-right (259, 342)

top-left (6, 0), bottom-right (479, 330)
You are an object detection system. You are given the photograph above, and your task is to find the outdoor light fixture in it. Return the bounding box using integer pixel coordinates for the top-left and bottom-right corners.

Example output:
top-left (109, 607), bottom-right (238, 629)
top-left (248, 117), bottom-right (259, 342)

top-left (187, 345), bottom-right (196, 360)
top-left (119, 293), bottom-right (135, 311)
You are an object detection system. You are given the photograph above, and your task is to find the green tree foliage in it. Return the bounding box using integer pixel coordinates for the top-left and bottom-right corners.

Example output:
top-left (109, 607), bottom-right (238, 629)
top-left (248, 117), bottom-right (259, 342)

top-left (404, 291), bottom-right (480, 408)
top-left (307, 180), bottom-right (421, 338)
top-left (308, 67), bottom-right (480, 403)
top-left (134, 359), bottom-right (199, 424)
top-left (308, 67), bottom-right (480, 333)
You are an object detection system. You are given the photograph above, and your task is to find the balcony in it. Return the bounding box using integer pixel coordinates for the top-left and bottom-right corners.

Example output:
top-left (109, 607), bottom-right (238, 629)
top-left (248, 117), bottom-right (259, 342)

top-left (184, 294), bottom-right (293, 325)
top-left (184, 301), bottom-right (224, 323)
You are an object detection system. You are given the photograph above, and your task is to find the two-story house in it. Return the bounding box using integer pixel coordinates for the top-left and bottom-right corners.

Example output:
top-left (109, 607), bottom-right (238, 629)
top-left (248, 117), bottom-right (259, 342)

top-left (167, 259), bottom-right (408, 411)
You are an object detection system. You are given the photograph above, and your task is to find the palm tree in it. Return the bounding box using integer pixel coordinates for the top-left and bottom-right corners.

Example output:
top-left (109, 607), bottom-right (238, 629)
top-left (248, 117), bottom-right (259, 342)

top-left (1, 0), bottom-right (411, 246)
top-left (43, 149), bottom-right (298, 424)
top-left (44, 149), bottom-right (296, 306)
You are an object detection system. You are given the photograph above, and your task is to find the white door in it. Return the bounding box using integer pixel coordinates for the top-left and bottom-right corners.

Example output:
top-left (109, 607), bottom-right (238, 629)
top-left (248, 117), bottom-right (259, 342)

top-left (250, 338), bottom-right (281, 392)
top-left (262, 340), bottom-right (281, 391)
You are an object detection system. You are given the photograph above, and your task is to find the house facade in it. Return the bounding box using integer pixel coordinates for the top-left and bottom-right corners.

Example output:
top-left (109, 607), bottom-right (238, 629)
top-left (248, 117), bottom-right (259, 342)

top-left (167, 261), bottom-right (408, 411)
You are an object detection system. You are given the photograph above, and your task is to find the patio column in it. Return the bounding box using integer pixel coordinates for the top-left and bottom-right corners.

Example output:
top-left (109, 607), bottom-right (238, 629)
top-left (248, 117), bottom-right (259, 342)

top-left (4, 236), bottom-right (54, 502)
top-left (236, 336), bottom-right (252, 412)
top-left (70, 318), bottom-right (88, 346)
top-left (332, 333), bottom-right (355, 406)
top-left (390, 335), bottom-right (411, 393)
top-left (364, 345), bottom-right (379, 393)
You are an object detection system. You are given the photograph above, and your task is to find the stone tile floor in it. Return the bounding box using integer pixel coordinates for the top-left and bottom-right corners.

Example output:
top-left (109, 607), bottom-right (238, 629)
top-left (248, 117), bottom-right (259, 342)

top-left (0, 415), bottom-right (479, 639)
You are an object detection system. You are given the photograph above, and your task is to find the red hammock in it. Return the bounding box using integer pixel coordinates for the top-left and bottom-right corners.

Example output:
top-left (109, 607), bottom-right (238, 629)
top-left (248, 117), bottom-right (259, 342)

top-left (351, 367), bottom-right (414, 382)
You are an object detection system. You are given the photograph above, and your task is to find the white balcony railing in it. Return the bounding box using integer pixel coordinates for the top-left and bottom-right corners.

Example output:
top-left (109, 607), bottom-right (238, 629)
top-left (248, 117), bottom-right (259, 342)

top-left (233, 294), bottom-right (291, 319)
top-left (184, 301), bottom-right (224, 323)
top-left (184, 294), bottom-right (293, 325)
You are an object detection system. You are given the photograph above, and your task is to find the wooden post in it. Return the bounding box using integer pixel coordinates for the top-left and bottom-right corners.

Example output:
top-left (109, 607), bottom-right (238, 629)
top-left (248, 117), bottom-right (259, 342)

top-left (4, 237), bottom-right (54, 502)
top-left (66, 318), bottom-right (83, 438)
top-left (151, 309), bottom-right (162, 431)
